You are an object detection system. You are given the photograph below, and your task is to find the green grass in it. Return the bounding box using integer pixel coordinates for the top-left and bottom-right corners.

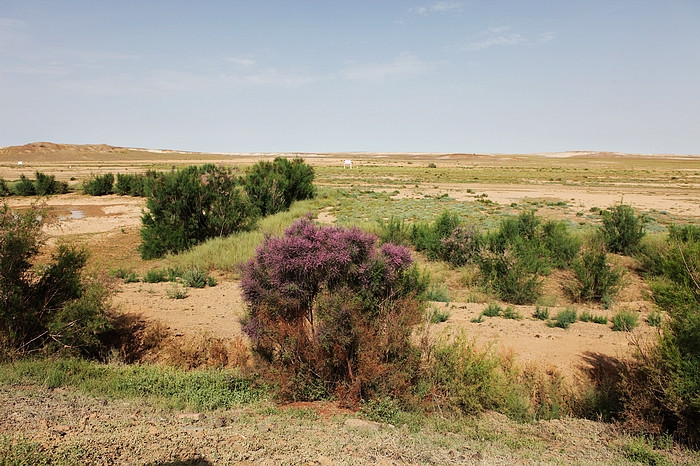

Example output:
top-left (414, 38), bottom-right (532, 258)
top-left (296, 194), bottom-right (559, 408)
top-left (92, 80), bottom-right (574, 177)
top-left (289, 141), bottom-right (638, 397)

top-left (579, 310), bottom-right (609, 325)
top-left (549, 308), bottom-right (578, 329)
top-left (424, 283), bottom-right (451, 303)
top-left (429, 307), bottom-right (451, 324)
top-left (611, 309), bottom-right (640, 332)
top-left (533, 306), bottom-right (549, 320)
top-left (0, 358), bottom-right (266, 411)
top-left (647, 311), bottom-right (662, 327)
top-left (169, 197), bottom-right (328, 274)
top-left (502, 306), bottom-right (523, 320)
top-left (482, 303), bottom-right (502, 317)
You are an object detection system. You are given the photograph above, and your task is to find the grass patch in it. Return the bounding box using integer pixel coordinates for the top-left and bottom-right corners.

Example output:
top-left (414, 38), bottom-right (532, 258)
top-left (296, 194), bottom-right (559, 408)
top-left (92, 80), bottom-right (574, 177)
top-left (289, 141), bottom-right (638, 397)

top-left (533, 306), bottom-right (549, 320)
top-left (142, 269), bottom-right (168, 283)
top-left (647, 311), bottom-right (662, 327)
top-left (502, 306), bottom-right (522, 320)
top-left (424, 283), bottom-right (451, 303)
top-left (0, 358), bottom-right (266, 411)
top-left (549, 308), bottom-right (577, 329)
top-left (482, 303), bottom-right (502, 317)
top-left (169, 197), bottom-right (327, 274)
top-left (611, 309), bottom-right (639, 332)
top-left (429, 307), bottom-right (451, 324)
top-left (579, 310), bottom-right (609, 325)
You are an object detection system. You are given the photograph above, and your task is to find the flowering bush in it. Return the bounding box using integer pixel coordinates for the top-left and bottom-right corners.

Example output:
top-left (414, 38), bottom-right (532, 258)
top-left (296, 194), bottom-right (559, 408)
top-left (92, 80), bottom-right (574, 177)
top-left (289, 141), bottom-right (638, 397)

top-left (240, 217), bottom-right (426, 403)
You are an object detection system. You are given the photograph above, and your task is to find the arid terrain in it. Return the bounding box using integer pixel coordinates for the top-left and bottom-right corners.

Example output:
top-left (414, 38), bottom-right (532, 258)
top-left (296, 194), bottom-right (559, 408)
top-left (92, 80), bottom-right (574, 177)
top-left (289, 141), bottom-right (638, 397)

top-left (2, 143), bottom-right (699, 464)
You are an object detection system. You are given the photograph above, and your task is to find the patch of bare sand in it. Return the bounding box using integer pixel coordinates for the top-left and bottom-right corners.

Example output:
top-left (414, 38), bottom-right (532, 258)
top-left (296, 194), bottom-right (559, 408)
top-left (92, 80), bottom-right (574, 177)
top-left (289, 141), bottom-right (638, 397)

top-left (392, 183), bottom-right (700, 218)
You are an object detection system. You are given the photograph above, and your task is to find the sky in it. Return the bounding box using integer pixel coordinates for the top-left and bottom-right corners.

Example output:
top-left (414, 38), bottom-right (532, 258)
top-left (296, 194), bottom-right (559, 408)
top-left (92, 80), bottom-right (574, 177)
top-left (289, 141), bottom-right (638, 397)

top-left (1, 1), bottom-right (699, 154)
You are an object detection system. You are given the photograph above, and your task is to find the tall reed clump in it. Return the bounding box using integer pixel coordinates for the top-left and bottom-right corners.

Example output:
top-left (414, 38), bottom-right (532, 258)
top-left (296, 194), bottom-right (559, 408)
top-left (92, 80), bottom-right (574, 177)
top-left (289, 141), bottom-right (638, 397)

top-left (240, 217), bottom-right (427, 404)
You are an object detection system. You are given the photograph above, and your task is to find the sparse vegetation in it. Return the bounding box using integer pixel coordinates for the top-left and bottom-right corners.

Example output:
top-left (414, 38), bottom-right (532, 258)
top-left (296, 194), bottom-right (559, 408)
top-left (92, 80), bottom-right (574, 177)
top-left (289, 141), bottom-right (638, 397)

top-left (611, 309), bottom-right (639, 332)
top-left (549, 308), bottom-right (578, 329)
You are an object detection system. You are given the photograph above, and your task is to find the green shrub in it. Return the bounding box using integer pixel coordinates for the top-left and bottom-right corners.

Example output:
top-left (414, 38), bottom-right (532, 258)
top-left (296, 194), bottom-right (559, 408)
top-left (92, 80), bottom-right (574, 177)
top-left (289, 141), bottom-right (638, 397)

top-left (482, 303), bottom-right (502, 317)
top-left (123, 272), bottom-right (140, 283)
top-left (502, 306), bottom-right (522, 320)
top-left (426, 334), bottom-right (529, 418)
top-left (82, 173), bottom-right (114, 196)
top-left (0, 204), bottom-right (111, 357)
top-left (33, 171), bottom-right (68, 195)
top-left (549, 308), bottom-right (577, 329)
top-left (13, 174), bottom-right (36, 196)
top-left (181, 267), bottom-right (208, 288)
top-left (377, 216), bottom-right (410, 245)
top-left (647, 311), bottom-right (662, 327)
top-left (611, 309), bottom-right (639, 332)
top-left (142, 269), bottom-right (168, 283)
top-left (424, 283), bottom-right (450, 302)
top-left (409, 211), bottom-right (461, 260)
top-left (667, 224), bottom-right (700, 243)
top-left (601, 203), bottom-right (646, 255)
top-left (140, 165), bottom-right (258, 259)
top-left (166, 284), bottom-right (188, 300)
top-left (566, 241), bottom-right (623, 303)
top-left (579, 310), bottom-right (608, 325)
top-left (0, 178), bottom-right (10, 196)
top-left (429, 307), bottom-right (450, 324)
top-left (478, 246), bottom-right (542, 304)
top-left (533, 306), bottom-right (549, 320)
top-left (244, 157), bottom-right (315, 217)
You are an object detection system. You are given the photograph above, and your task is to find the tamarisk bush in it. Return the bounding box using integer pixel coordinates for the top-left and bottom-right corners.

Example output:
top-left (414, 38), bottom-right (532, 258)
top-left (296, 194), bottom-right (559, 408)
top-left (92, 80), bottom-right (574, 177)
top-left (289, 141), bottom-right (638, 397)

top-left (240, 217), bottom-right (426, 404)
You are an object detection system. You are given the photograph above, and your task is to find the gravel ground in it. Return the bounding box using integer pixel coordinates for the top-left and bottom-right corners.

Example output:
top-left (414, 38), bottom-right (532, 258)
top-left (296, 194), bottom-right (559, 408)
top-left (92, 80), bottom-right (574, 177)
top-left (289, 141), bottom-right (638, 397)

top-left (4, 384), bottom-right (695, 465)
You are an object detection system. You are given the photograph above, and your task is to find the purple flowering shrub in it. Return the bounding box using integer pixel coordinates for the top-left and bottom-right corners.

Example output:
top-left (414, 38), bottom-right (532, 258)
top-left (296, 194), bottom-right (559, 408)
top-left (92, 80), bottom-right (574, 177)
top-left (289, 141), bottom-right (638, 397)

top-left (240, 217), bottom-right (427, 403)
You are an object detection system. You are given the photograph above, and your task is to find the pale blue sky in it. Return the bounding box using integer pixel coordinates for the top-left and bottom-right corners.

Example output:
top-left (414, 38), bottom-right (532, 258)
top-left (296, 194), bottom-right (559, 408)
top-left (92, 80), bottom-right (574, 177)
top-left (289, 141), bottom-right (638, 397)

top-left (1, 1), bottom-right (698, 154)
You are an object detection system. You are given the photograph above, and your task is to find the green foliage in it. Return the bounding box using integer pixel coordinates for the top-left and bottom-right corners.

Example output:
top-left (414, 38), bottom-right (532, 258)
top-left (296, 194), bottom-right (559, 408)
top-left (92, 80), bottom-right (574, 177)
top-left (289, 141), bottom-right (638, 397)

top-left (82, 173), bottom-right (114, 196)
top-left (114, 171), bottom-right (158, 196)
top-left (123, 272), bottom-right (140, 283)
top-left (13, 174), bottom-right (36, 196)
top-left (502, 306), bottom-right (522, 320)
top-left (425, 334), bottom-right (529, 418)
top-left (549, 308), bottom-right (577, 329)
top-left (476, 211), bottom-right (579, 305)
top-left (142, 269), bottom-right (168, 283)
top-left (244, 157), bottom-right (315, 217)
top-left (409, 210), bottom-right (462, 260)
top-left (33, 171), bottom-right (68, 195)
top-left (622, 436), bottom-right (672, 466)
top-left (579, 310), bottom-right (609, 325)
top-left (377, 216), bottom-right (410, 245)
top-left (0, 178), bottom-right (9, 197)
top-left (140, 165), bottom-right (258, 259)
top-left (565, 241), bottom-right (623, 303)
top-left (482, 303), bottom-right (502, 317)
top-left (424, 282), bottom-right (450, 302)
top-left (611, 309), bottom-right (639, 332)
top-left (647, 311), bottom-right (662, 327)
top-left (429, 307), bottom-right (450, 324)
top-left (166, 284), bottom-right (188, 300)
top-left (0, 204), bottom-right (111, 357)
top-left (478, 246), bottom-right (542, 304)
top-left (601, 203), bottom-right (646, 255)
top-left (533, 306), bottom-right (549, 320)
top-left (180, 267), bottom-right (209, 288)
